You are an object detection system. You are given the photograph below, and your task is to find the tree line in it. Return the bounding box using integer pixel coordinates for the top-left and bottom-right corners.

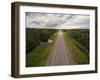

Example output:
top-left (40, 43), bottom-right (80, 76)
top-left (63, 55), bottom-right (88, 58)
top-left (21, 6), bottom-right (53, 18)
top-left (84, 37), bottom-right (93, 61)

top-left (64, 29), bottom-right (89, 53)
top-left (26, 28), bottom-right (57, 53)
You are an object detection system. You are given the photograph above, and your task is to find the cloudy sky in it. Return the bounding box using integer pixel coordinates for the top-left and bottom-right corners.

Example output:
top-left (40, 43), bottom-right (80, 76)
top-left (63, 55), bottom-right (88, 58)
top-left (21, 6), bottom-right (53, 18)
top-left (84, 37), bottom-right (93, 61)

top-left (26, 12), bottom-right (90, 29)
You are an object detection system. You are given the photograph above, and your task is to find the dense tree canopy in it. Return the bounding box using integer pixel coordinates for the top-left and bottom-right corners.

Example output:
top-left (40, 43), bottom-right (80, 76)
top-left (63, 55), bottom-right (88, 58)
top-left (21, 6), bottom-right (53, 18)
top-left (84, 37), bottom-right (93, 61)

top-left (65, 29), bottom-right (89, 53)
top-left (26, 28), bottom-right (56, 52)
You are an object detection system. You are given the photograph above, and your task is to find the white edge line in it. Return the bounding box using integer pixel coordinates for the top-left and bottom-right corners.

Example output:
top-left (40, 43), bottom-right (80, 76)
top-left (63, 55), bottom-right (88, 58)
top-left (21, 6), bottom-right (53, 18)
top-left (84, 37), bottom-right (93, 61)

top-left (51, 45), bottom-right (56, 65)
top-left (63, 33), bottom-right (70, 65)
top-left (64, 45), bottom-right (70, 65)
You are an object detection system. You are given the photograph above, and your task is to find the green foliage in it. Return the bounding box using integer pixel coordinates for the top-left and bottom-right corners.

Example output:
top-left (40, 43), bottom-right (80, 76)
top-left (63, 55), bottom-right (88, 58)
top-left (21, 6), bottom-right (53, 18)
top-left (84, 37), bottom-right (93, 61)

top-left (26, 28), bottom-right (41, 52)
top-left (63, 30), bottom-right (89, 64)
top-left (26, 32), bottom-right (57, 67)
top-left (26, 28), bottom-right (56, 53)
top-left (66, 29), bottom-right (89, 53)
top-left (26, 42), bottom-right (50, 67)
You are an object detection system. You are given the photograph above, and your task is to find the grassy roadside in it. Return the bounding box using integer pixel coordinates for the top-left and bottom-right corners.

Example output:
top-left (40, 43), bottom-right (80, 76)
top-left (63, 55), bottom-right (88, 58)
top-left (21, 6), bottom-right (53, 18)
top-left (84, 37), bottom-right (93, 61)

top-left (63, 32), bottom-right (89, 64)
top-left (26, 32), bottom-right (58, 67)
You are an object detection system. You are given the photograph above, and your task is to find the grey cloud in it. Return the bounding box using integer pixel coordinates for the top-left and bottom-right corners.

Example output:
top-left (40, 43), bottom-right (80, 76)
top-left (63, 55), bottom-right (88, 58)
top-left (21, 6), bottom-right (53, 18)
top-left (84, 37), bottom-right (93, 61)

top-left (31, 21), bottom-right (41, 25)
top-left (26, 12), bottom-right (90, 29)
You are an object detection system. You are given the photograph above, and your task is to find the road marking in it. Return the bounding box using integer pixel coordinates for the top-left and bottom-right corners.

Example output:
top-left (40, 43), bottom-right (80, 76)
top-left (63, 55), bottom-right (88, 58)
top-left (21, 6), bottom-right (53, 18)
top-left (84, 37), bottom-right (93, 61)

top-left (51, 45), bottom-right (56, 65)
top-left (62, 34), bottom-right (70, 65)
top-left (51, 33), bottom-right (59, 65)
top-left (64, 45), bottom-right (70, 65)
top-left (51, 31), bottom-right (70, 65)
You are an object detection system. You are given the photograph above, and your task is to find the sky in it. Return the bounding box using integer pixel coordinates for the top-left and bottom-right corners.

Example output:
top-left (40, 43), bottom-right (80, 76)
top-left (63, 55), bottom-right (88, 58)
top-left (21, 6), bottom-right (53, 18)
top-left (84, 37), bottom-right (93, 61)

top-left (26, 12), bottom-right (90, 29)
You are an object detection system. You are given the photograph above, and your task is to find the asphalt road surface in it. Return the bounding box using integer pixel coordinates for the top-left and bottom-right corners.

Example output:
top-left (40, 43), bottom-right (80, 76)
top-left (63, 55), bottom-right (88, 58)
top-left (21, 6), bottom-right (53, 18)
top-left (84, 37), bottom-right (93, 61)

top-left (45, 30), bottom-right (76, 66)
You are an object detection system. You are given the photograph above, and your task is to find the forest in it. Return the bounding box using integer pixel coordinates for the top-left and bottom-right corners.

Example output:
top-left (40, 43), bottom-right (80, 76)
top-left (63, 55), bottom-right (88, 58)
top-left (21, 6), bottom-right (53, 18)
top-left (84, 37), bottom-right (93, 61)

top-left (26, 28), bottom-right (89, 66)
top-left (26, 28), bottom-right (57, 67)
top-left (66, 29), bottom-right (89, 53)
top-left (26, 28), bottom-right (57, 53)
top-left (63, 29), bottom-right (89, 64)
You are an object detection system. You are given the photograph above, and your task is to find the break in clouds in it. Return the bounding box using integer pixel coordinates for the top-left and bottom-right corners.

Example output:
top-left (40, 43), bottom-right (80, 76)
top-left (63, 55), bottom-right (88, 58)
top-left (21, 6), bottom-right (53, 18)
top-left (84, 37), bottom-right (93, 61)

top-left (26, 12), bottom-right (90, 29)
